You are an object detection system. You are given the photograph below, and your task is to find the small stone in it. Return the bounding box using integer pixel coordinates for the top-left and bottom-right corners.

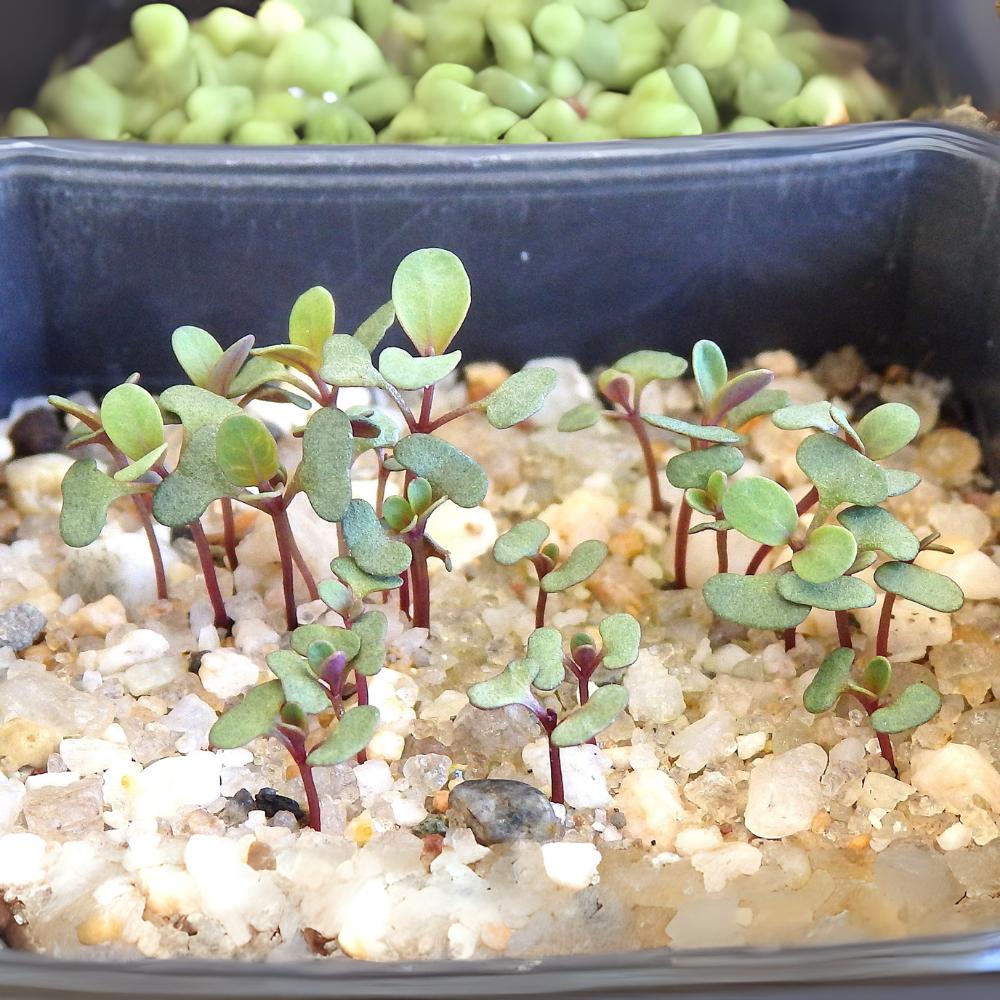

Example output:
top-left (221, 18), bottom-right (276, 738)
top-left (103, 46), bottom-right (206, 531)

top-left (541, 841), bottom-right (601, 890)
top-left (8, 407), bottom-right (66, 458)
top-left (5, 453), bottom-right (74, 514)
top-left (916, 428), bottom-right (981, 488)
top-left (667, 710), bottom-right (737, 773)
top-left (413, 814), bottom-right (449, 837)
top-left (624, 650), bottom-right (686, 724)
top-left (81, 628), bottom-right (170, 676)
top-left (64, 595), bottom-right (128, 638)
top-left (0, 718), bottom-right (61, 773)
top-left (0, 775), bottom-right (26, 832)
top-left (940, 552), bottom-right (1000, 602)
top-left (675, 825), bottom-right (724, 856)
top-left (200, 648), bottom-right (260, 700)
top-left (0, 833), bottom-right (47, 887)
top-left (219, 788), bottom-right (256, 826)
top-left (123, 656), bottom-right (187, 697)
top-left (426, 505), bottom-right (499, 572)
top-left (255, 787), bottom-right (304, 821)
top-left (909, 743), bottom-right (1000, 814)
top-left (448, 779), bottom-right (561, 846)
top-left (23, 775), bottom-right (104, 840)
top-left (402, 753), bottom-right (452, 795)
top-left (354, 759), bottom-right (393, 807)
top-left (58, 737), bottom-right (132, 775)
top-left (744, 743), bottom-right (827, 840)
top-left (737, 732), bottom-right (768, 760)
top-left (452, 703), bottom-right (539, 758)
top-left (163, 694), bottom-right (217, 753)
top-left (930, 640), bottom-right (1000, 707)
top-left (0, 604), bottom-right (47, 651)
top-left (232, 619), bottom-right (280, 657)
top-left (367, 728), bottom-right (405, 762)
top-left (691, 842), bottom-right (763, 893)
top-left (129, 751), bottom-right (224, 821)
top-left (614, 769), bottom-right (688, 848)
top-left (587, 558), bottom-right (654, 616)
top-left (0, 670), bottom-right (114, 737)
top-left (858, 773), bottom-right (915, 811)
top-left (540, 487), bottom-right (617, 548)
top-left (937, 822), bottom-right (974, 852)
top-left (953, 704), bottom-right (1000, 764)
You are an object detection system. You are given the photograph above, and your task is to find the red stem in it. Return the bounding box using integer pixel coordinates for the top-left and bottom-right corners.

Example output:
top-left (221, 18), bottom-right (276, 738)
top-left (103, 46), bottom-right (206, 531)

top-left (189, 520), bottom-right (230, 629)
top-left (851, 690), bottom-right (897, 773)
top-left (135, 494), bottom-right (169, 601)
top-left (674, 495), bottom-right (692, 589)
top-left (284, 521), bottom-right (320, 601)
top-left (221, 498), bottom-right (239, 572)
top-left (277, 728), bottom-right (321, 832)
top-left (269, 503), bottom-right (301, 631)
top-left (836, 610), bottom-right (853, 649)
top-left (783, 628), bottom-right (797, 651)
top-left (876, 592), bottom-right (895, 659)
top-left (715, 518), bottom-right (729, 573)
top-left (548, 738), bottom-right (565, 806)
top-left (534, 587), bottom-right (548, 629)
top-left (355, 673), bottom-right (369, 765)
top-left (408, 526), bottom-right (431, 631)
top-left (399, 570), bottom-right (411, 620)
top-left (626, 412), bottom-right (665, 514)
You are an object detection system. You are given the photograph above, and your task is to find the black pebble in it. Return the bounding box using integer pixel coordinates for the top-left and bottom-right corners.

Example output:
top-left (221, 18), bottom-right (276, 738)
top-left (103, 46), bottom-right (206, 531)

top-left (9, 408), bottom-right (66, 458)
top-left (255, 787), bottom-right (304, 821)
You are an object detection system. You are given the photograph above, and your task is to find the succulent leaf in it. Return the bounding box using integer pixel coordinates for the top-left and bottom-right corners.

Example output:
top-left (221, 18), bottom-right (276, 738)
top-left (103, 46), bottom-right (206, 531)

top-left (113, 443), bottom-right (169, 482)
top-left (494, 519), bottom-right (549, 565)
top-left (300, 406), bottom-right (353, 522)
top-left (406, 477), bottom-right (434, 515)
top-left (803, 647), bottom-right (854, 714)
top-left (540, 539), bottom-right (608, 593)
top-left (773, 401), bottom-right (840, 436)
top-left (884, 469), bottom-right (922, 498)
top-left (290, 623), bottom-right (361, 659)
top-left (215, 414), bottom-right (279, 487)
top-left (642, 414), bottom-right (742, 444)
top-left (319, 335), bottom-right (384, 388)
top-left (100, 383), bottom-right (165, 461)
top-left (870, 684), bottom-right (942, 734)
top-left (796, 433), bottom-right (888, 508)
top-left (791, 524), bottom-right (858, 584)
top-left (726, 389), bottom-right (791, 431)
top-left (722, 476), bottom-right (798, 546)
top-left (209, 680), bottom-right (284, 749)
top-left (393, 435), bottom-right (488, 509)
top-left (551, 684), bottom-right (628, 747)
top-left (317, 578), bottom-right (353, 613)
top-left (666, 445), bottom-right (743, 490)
top-left (354, 301), bottom-right (396, 352)
top-left (382, 495), bottom-right (416, 532)
top-left (861, 656), bottom-right (892, 698)
top-left (59, 459), bottom-right (138, 547)
top-left (159, 384), bottom-right (241, 435)
top-left (613, 350), bottom-right (687, 392)
top-left (152, 426), bottom-right (236, 527)
top-left (351, 610), bottom-right (388, 676)
top-left (777, 572), bottom-right (876, 611)
top-left (330, 555), bottom-right (403, 600)
top-left (482, 367), bottom-right (558, 429)
top-left (204, 336), bottom-right (255, 396)
top-left (266, 649), bottom-right (329, 714)
top-left (599, 613), bottom-right (641, 670)
top-left (378, 347), bottom-right (462, 390)
top-left (527, 627), bottom-right (566, 690)
top-left (289, 286), bottom-right (335, 359)
top-left (391, 248), bottom-right (471, 356)
top-left (873, 562), bottom-right (964, 614)
top-left (341, 499), bottom-right (412, 576)
top-left (686, 488), bottom-right (715, 516)
top-left (703, 571), bottom-right (810, 630)
top-left (856, 403), bottom-right (921, 461)
top-left (837, 506), bottom-right (920, 562)
top-left (468, 658), bottom-right (541, 710)
top-left (692, 340), bottom-right (728, 406)
top-left (173, 326), bottom-right (223, 388)
top-left (711, 369), bottom-right (774, 422)
top-left (252, 343), bottom-right (318, 373)
top-left (558, 403), bottom-right (603, 432)
top-left (307, 705), bottom-right (381, 765)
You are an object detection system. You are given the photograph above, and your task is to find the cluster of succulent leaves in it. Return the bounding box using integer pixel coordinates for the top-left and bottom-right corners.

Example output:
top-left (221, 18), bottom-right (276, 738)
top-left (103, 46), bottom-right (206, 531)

top-left (53, 248), bottom-right (558, 820)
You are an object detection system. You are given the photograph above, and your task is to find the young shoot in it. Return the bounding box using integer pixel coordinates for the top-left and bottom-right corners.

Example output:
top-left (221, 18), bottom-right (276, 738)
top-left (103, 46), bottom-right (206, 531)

top-left (467, 614), bottom-right (639, 804)
top-left (803, 647), bottom-right (942, 773)
top-left (493, 519), bottom-right (608, 627)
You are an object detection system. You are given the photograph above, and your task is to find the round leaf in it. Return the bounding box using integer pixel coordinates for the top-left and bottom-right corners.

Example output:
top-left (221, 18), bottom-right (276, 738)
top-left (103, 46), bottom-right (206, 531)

top-left (300, 406), bottom-right (352, 522)
top-left (796, 433), bottom-right (888, 508)
top-left (60, 459), bottom-right (136, 547)
top-left (393, 434), bottom-right (487, 509)
top-left (885, 469), bottom-right (921, 498)
top-left (725, 389), bottom-right (790, 431)
top-left (159, 384), bottom-right (241, 435)
top-left (351, 610), bottom-right (388, 676)
top-left (319, 335), bottom-right (384, 388)
top-left (873, 562), bottom-right (964, 614)
top-left (541, 539), bottom-right (608, 593)
top-left (307, 705), bottom-right (381, 766)
top-left (289, 286), bottom-right (335, 359)
top-left (856, 403), bottom-right (921, 461)
top-left (773, 401), bottom-right (840, 436)
top-left (468, 659), bottom-right (541, 711)
top-left (803, 647), bottom-right (854, 714)
top-left (317, 579), bottom-right (352, 613)
top-left (391, 248), bottom-right (471, 356)
top-left (777, 573), bottom-right (876, 611)
top-left (703, 572), bottom-right (810, 630)
top-left (173, 326), bottom-right (223, 388)
top-left (209, 680), bottom-right (284, 749)
top-left (266, 650), bottom-right (329, 715)
top-left (693, 340), bottom-right (727, 406)
top-left (558, 404), bottom-right (602, 433)
top-left (494, 519), bottom-right (549, 565)
top-left (551, 684), bottom-right (628, 748)
top-left (527, 627), bottom-right (565, 691)
top-left (613, 350), bottom-right (687, 391)
top-left (378, 347), bottom-right (461, 391)
top-left (870, 684), bottom-right (942, 734)
top-left (643, 414), bottom-right (742, 444)
top-left (722, 477), bottom-right (798, 546)
top-left (861, 656), bottom-right (892, 698)
top-left (215, 414), bottom-right (279, 487)
top-left (666, 445), bottom-right (743, 490)
top-left (152, 426), bottom-right (236, 528)
top-left (792, 525), bottom-right (858, 584)
top-left (100, 383), bottom-right (165, 461)
top-left (837, 506), bottom-right (920, 562)
top-left (330, 555), bottom-right (402, 600)
top-left (291, 623), bottom-right (361, 659)
top-left (341, 499), bottom-right (412, 576)
top-left (482, 368), bottom-right (558, 429)
top-left (599, 613), bottom-right (640, 670)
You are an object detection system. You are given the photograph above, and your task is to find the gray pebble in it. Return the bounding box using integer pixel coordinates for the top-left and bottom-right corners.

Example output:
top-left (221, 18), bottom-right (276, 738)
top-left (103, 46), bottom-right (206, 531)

top-left (449, 779), bottom-right (562, 846)
top-left (0, 604), bottom-right (47, 652)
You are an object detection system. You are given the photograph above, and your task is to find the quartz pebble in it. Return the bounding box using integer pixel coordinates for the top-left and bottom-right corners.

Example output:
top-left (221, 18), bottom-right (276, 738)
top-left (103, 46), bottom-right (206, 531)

top-left (667, 710), bottom-right (737, 773)
top-left (0, 670), bottom-right (114, 737)
top-left (909, 743), bottom-right (1000, 814)
top-left (128, 752), bottom-right (224, 821)
top-left (744, 744), bottom-right (827, 839)
top-left (541, 842), bottom-right (601, 890)
top-left (163, 695), bottom-right (217, 754)
top-left (614, 769), bottom-right (687, 848)
top-left (5, 454), bottom-right (74, 514)
top-left (449, 779), bottom-right (560, 846)
top-left (691, 842), bottom-right (763, 893)
top-left (522, 741), bottom-right (611, 808)
top-left (623, 650), bottom-right (686, 724)
top-left (0, 775), bottom-right (26, 833)
top-left (199, 648), bottom-right (260, 700)
top-left (23, 775), bottom-right (104, 840)
top-left (0, 603), bottom-right (46, 651)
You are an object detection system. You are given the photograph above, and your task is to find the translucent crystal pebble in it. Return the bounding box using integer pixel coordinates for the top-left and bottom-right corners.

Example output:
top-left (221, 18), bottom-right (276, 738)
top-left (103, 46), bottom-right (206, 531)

top-left (929, 641), bottom-right (1000, 707)
top-left (953, 704), bottom-right (1000, 765)
top-left (623, 650), bottom-right (686, 724)
top-left (23, 776), bottom-right (104, 841)
top-left (0, 671), bottom-right (115, 738)
top-left (744, 743), bottom-right (827, 839)
top-left (402, 753), bottom-right (452, 795)
top-left (916, 428), bottom-right (982, 487)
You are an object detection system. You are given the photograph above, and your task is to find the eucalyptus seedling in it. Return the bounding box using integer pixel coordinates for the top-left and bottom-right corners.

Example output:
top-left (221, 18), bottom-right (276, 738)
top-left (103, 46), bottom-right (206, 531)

top-left (803, 647), bottom-right (942, 773)
top-left (52, 382), bottom-right (171, 602)
top-left (558, 349), bottom-right (689, 514)
top-left (468, 614), bottom-right (639, 804)
top-left (493, 519), bottom-right (608, 627)
top-left (317, 249), bottom-right (557, 630)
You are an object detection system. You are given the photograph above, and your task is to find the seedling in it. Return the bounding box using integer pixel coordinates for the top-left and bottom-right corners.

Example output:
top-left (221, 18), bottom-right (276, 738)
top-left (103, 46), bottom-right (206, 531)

top-left (468, 614), bottom-right (639, 804)
top-left (493, 519), bottom-right (608, 627)
top-left (315, 249), bottom-right (557, 630)
top-left (803, 647), bottom-right (942, 772)
top-left (52, 382), bottom-right (171, 601)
